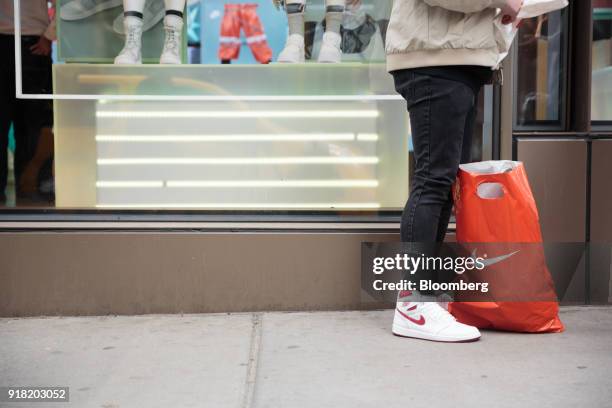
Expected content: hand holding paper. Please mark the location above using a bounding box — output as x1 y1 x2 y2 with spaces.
496 0 569 66
501 0 524 24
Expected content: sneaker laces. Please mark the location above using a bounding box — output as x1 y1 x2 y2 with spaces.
163 26 179 52
421 303 456 324
124 25 141 50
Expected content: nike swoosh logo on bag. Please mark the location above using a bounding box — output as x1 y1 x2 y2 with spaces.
473 250 520 267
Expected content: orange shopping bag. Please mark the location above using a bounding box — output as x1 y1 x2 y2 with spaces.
448 161 564 333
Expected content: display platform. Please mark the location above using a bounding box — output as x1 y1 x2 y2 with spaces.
53 64 409 210
52 63 398 96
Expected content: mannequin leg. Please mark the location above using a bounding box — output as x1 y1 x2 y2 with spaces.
318 0 344 62
123 0 145 13
164 0 185 12
277 0 306 63
324 0 344 34
114 0 145 64
285 0 306 37
160 0 186 64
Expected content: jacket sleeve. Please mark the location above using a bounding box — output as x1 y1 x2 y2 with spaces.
422 0 507 13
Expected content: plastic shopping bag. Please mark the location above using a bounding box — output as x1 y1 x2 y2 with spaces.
496 0 569 65
448 161 564 333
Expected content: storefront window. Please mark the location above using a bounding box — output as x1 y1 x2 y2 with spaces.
3 0 494 213
4 0 406 212
592 1 612 122
514 9 567 127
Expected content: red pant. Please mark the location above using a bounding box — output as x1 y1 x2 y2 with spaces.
218 4 272 64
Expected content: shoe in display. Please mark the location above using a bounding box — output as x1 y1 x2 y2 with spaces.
159 16 183 64
277 33 305 63
317 31 342 63
114 17 143 64
392 301 481 342
113 0 166 34
60 0 123 21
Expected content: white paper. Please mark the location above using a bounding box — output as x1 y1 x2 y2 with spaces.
495 0 569 66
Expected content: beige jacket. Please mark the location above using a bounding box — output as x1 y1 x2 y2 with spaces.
386 0 508 72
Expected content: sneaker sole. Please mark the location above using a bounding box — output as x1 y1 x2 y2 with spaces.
392 324 481 343
60 0 123 21
159 58 181 65
113 59 142 65
276 53 305 64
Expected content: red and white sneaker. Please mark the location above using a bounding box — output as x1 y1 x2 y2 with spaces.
393 301 481 342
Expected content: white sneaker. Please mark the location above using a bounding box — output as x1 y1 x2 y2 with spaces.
113 0 165 34
60 0 122 21
159 16 183 64
392 302 481 342
277 34 305 63
114 17 142 65
317 31 342 63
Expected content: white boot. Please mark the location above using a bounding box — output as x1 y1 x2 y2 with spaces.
317 31 342 63
277 34 305 63
159 15 183 64
393 301 481 342
114 16 143 64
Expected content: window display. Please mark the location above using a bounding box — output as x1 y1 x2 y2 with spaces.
218 3 272 64
114 0 186 64
6 0 403 211
276 0 344 63
58 0 188 63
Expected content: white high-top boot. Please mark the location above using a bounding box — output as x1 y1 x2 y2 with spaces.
159 14 183 64
114 16 143 64
317 31 342 63
277 34 306 63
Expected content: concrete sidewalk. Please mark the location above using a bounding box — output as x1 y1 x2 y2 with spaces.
1 307 611 408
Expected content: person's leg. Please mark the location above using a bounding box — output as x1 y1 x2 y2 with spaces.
435 92 478 242
393 71 477 243
14 35 53 201
391 70 481 342
0 34 16 199
115 0 146 64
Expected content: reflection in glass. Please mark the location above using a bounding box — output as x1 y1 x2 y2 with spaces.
515 10 565 126
592 1 612 122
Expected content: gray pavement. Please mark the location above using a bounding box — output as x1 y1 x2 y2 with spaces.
1 307 611 408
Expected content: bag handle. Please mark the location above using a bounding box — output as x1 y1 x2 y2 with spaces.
471 174 513 201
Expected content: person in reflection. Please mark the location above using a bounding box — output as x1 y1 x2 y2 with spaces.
385 0 523 342
0 0 56 205
115 0 186 64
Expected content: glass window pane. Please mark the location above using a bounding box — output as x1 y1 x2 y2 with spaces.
2 0 495 214
514 10 566 127
592 1 612 122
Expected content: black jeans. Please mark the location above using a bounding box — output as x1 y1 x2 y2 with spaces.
393 70 480 244
0 34 53 197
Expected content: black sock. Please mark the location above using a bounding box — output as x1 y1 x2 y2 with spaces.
124 11 143 19
165 9 184 19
